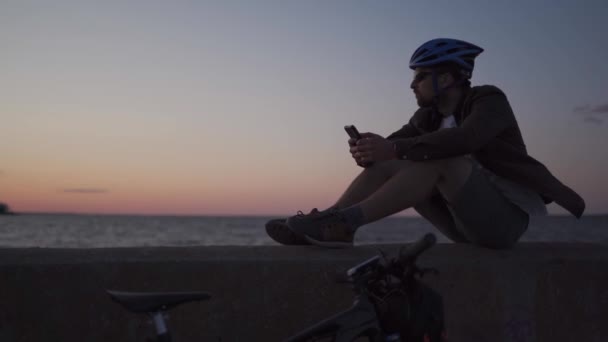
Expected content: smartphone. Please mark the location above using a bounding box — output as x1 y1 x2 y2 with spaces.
344 125 362 140
345 125 372 167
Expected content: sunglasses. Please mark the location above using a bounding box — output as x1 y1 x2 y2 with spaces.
412 71 433 83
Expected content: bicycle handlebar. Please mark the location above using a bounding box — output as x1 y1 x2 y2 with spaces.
344 233 437 286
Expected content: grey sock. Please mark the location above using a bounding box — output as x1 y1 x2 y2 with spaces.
340 205 366 230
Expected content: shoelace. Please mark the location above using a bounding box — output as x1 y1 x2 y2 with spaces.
294 208 348 229
295 208 320 217
292 208 352 241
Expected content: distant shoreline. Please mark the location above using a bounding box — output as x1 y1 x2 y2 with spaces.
7 211 606 218
0 203 15 215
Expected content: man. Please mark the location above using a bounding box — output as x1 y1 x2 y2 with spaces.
266 38 585 249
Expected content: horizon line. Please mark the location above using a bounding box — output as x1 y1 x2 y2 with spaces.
8 211 606 218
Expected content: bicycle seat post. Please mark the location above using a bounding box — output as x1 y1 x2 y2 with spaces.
149 311 172 342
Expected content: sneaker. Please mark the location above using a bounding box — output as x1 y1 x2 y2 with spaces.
286 209 355 249
265 209 320 245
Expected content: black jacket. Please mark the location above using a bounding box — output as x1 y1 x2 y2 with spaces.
388 85 585 218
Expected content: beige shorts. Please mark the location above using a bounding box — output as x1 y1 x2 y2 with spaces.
427 161 529 249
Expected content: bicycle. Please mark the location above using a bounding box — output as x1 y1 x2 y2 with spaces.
285 233 444 342
107 233 443 342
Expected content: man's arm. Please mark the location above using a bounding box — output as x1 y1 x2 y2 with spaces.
386 114 424 141
393 91 515 160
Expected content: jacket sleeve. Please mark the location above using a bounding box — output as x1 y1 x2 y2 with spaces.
393 90 515 161
386 120 421 141
386 107 431 141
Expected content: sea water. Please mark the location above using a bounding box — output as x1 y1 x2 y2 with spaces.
0 214 606 248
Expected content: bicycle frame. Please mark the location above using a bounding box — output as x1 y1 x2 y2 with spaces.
285 294 384 342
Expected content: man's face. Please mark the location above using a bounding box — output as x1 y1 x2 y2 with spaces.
410 67 454 107
410 67 435 107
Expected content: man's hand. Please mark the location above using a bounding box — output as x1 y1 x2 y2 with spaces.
348 137 368 167
349 132 396 166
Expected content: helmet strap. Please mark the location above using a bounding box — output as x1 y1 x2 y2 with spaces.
431 70 441 103
431 71 441 118
432 71 467 101
431 71 468 116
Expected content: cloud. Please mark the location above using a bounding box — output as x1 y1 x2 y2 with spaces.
573 103 608 115
62 188 109 194
590 104 608 114
573 103 608 125
584 116 604 125
573 105 591 113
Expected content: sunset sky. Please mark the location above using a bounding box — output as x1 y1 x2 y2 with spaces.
1 1 607 216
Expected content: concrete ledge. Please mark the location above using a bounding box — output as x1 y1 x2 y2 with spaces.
1 243 607 341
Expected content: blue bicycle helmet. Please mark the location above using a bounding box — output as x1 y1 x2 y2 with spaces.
409 38 483 79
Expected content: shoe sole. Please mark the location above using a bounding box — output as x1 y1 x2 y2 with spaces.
304 235 354 249
265 219 311 245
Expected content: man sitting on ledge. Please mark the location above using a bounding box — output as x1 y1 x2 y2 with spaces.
266 38 585 249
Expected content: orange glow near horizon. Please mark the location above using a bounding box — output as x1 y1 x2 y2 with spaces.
1 165 357 216
2 161 603 216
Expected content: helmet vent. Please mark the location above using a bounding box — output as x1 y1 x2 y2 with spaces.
419 55 436 63
413 48 428 60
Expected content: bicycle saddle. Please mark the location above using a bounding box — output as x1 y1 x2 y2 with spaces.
106 290 211 313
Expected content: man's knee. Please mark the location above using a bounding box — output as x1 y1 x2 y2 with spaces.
435 157 473 175
434 157 474 201
368 157 472 183
364 159 411 179
392 156 471 175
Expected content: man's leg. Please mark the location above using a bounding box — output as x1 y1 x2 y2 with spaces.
357 158 472 223
286 157 473 248
441 165 530 249
330 162 403 210
387 159 528 249
267 161 406 246
414 193 470 243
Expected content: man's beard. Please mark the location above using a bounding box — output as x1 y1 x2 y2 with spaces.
416 95 434 108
